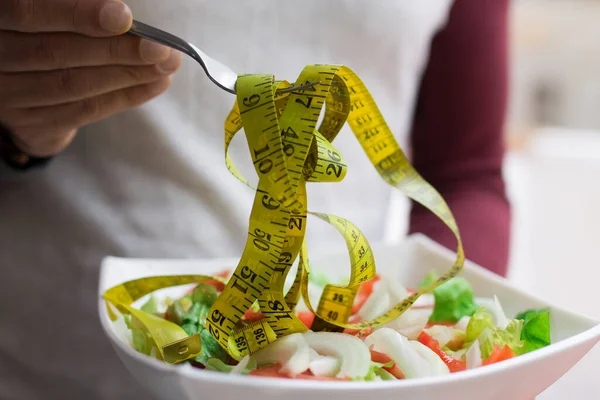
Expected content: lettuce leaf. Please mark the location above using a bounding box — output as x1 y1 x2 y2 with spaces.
515 308 551 353
419 271 438 289
165 295 193 326
205 358 235 373
424 274 479 323
192 283 218 306
478 319 524 359
191 328 230 366
465 307 495 342
374 368 397 381
205 358 257 374
129 315 157 357
464 307 525 358
353 361 395 381
140 295 160 316
308 268 339 288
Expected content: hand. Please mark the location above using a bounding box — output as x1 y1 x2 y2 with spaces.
0 0 183 157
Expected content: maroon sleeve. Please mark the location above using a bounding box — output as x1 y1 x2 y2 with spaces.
407 0 511 277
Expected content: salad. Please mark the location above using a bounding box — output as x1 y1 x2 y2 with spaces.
112 269 552 381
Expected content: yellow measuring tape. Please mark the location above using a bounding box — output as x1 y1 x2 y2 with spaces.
103 64 464 364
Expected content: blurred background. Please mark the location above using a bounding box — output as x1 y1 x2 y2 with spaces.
502 0 600 397
504 0 600 313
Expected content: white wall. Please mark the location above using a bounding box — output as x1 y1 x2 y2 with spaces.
509 0 600 132
505 128 600 399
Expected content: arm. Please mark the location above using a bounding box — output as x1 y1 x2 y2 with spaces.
408 0 511 276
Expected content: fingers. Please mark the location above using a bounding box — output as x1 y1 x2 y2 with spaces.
10 127 78 159
0 0 132 37
6 77 172 157
0 50 182 108
0 31 172 72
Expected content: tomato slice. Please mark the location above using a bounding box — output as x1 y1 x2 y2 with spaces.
243 308 264 322
186 280 226 294
418 331 466 373
351 275 381 315
216 269 232 278
248 364 286 377
297 373 350 381
248 364 348 380
297 311 315 329
370 350 405 379
483 345 515 366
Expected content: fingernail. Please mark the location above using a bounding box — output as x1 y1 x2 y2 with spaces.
156 51 182 74
99 1 132 33
140 40 171 63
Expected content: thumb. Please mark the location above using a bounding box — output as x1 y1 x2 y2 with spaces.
0 0 133 37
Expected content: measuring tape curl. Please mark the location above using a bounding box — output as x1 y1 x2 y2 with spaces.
103 275 226 364
103 64 465 364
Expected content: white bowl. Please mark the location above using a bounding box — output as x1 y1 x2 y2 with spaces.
98 234 600 400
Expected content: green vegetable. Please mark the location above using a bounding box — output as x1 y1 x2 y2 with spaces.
181 322 198 337
353 361 395 381
478 319 524 359
181 302 211 331
192 283 218 306
424 273 479 323
516 308 551 353
419 271 438 289
132 329 152 355
130 316 156 356
166 300 186 326
249 300 261 314
179 303 230 366
464 308 525 358
205 358 258 374
309 269 333 288
374 368 397 381
205 358 234 373
465 307 495 342
140 295 160 316
178 293 229 367
195 329 230 366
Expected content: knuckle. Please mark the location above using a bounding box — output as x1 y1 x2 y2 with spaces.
122 65 146 83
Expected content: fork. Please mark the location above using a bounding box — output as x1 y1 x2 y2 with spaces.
128 20 318 95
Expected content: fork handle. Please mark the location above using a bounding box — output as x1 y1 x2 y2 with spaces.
129 20 200 64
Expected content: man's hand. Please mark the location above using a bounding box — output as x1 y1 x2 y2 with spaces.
0 0 183 157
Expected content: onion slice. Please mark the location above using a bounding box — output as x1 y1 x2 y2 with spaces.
408 341 450 376
303 331 371 379
364 328 431 378
250 333 310 376
465 340 482 369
